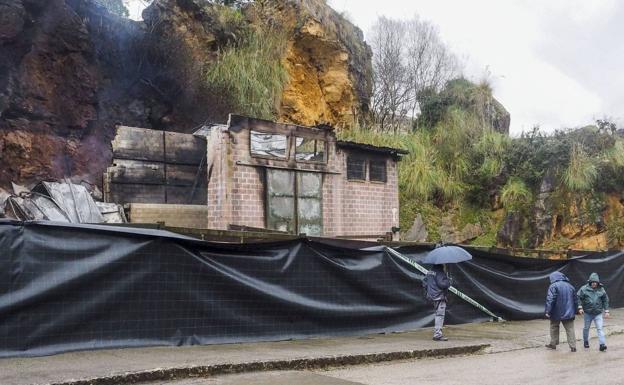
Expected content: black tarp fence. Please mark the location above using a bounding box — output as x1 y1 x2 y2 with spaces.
0 220 622 358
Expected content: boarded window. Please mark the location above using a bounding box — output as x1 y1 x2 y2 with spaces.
296 172 323 236
347 156 366 180
250 131 288 159
369 160 387 182
266 169 323 236
295 137 326 163
266 169 295 233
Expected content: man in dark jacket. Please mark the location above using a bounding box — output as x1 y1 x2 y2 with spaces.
577 272 610 351
545 271 578 351
425 264 451 341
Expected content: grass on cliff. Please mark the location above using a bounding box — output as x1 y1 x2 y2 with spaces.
205 27 288 120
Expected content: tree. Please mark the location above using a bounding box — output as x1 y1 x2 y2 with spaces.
369 15 460 131
404 17 460 121
370 17 412 132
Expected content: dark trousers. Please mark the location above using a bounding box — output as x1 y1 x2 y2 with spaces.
550 319 576 349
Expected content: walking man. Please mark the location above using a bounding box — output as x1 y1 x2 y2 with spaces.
545 271 578 352
425 264 451 341
577 272 610 351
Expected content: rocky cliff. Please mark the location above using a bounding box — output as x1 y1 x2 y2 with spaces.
0 0 372 188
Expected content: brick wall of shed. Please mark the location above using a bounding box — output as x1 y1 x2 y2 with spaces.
228 129 265 228
322 148 399 237
206 128 231 229
206 128 265 229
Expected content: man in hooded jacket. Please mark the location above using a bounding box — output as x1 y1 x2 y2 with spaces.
577 272 610 351
545 271 578 351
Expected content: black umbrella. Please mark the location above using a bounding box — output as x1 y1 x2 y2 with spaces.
423 245 472 264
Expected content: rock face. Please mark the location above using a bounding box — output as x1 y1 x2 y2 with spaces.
1 0 102 186
497 212 522 247
0 0 372 189
490 98 511 135
439 216 483 244
530 169 557 247
404 214 428 242
276 0 372 128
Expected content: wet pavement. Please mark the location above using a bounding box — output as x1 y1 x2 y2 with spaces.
138 334 624 385
323 333 624 385
2 309 623 385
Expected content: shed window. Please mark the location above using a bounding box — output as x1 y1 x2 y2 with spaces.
250 131 288 159
369 160 387 182
347 156 366 180
295 137 326 163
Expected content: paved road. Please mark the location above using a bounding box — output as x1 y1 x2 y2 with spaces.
6 311 624 384
325 334 624 385
155 334 624 385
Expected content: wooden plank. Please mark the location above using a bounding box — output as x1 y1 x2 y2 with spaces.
108 183 165 203
166 164 207 187
112 126 164 162
165 132 206 164
164 226 300 242
107 160 165 185
107 162 206 187
166 185 207 205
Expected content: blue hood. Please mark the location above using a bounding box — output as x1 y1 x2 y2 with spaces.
549 271 569 284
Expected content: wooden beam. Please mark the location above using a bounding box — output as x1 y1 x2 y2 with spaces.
112 126 164 162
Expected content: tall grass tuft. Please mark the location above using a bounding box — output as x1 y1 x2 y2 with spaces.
205 27 288 120
400 132 442 199
500 178 532 212
563 143 598 192
473 130 510 178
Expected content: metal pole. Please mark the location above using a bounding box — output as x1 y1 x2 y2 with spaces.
385 246 504 322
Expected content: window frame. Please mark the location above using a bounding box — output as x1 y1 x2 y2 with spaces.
346 155 367 181
294 136 327 164
369 159 387 183
249 130 290 160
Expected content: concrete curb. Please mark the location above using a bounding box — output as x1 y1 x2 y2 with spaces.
47 344 489 385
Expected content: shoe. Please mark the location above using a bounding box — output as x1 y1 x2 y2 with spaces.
600 344 607 352
545 344 556 350
583 341 589 349
570 347 577 352
433 336 448 341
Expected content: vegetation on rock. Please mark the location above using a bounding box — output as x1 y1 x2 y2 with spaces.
338 75 624 249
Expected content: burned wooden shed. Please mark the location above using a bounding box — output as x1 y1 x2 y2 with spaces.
200 115 406 239
104 115 406 238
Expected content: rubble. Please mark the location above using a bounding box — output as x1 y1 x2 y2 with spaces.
1 180 126 224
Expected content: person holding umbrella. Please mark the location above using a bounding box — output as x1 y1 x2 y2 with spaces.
424 264 452 341
423 245 472 341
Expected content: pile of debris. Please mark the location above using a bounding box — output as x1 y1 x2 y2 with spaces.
0 180 126 224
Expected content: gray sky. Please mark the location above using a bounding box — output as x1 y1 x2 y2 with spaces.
126 0 623 135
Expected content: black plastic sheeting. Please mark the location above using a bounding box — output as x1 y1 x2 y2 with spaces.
0 220 622 358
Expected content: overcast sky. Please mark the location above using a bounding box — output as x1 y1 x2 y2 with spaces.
126 0 623 135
